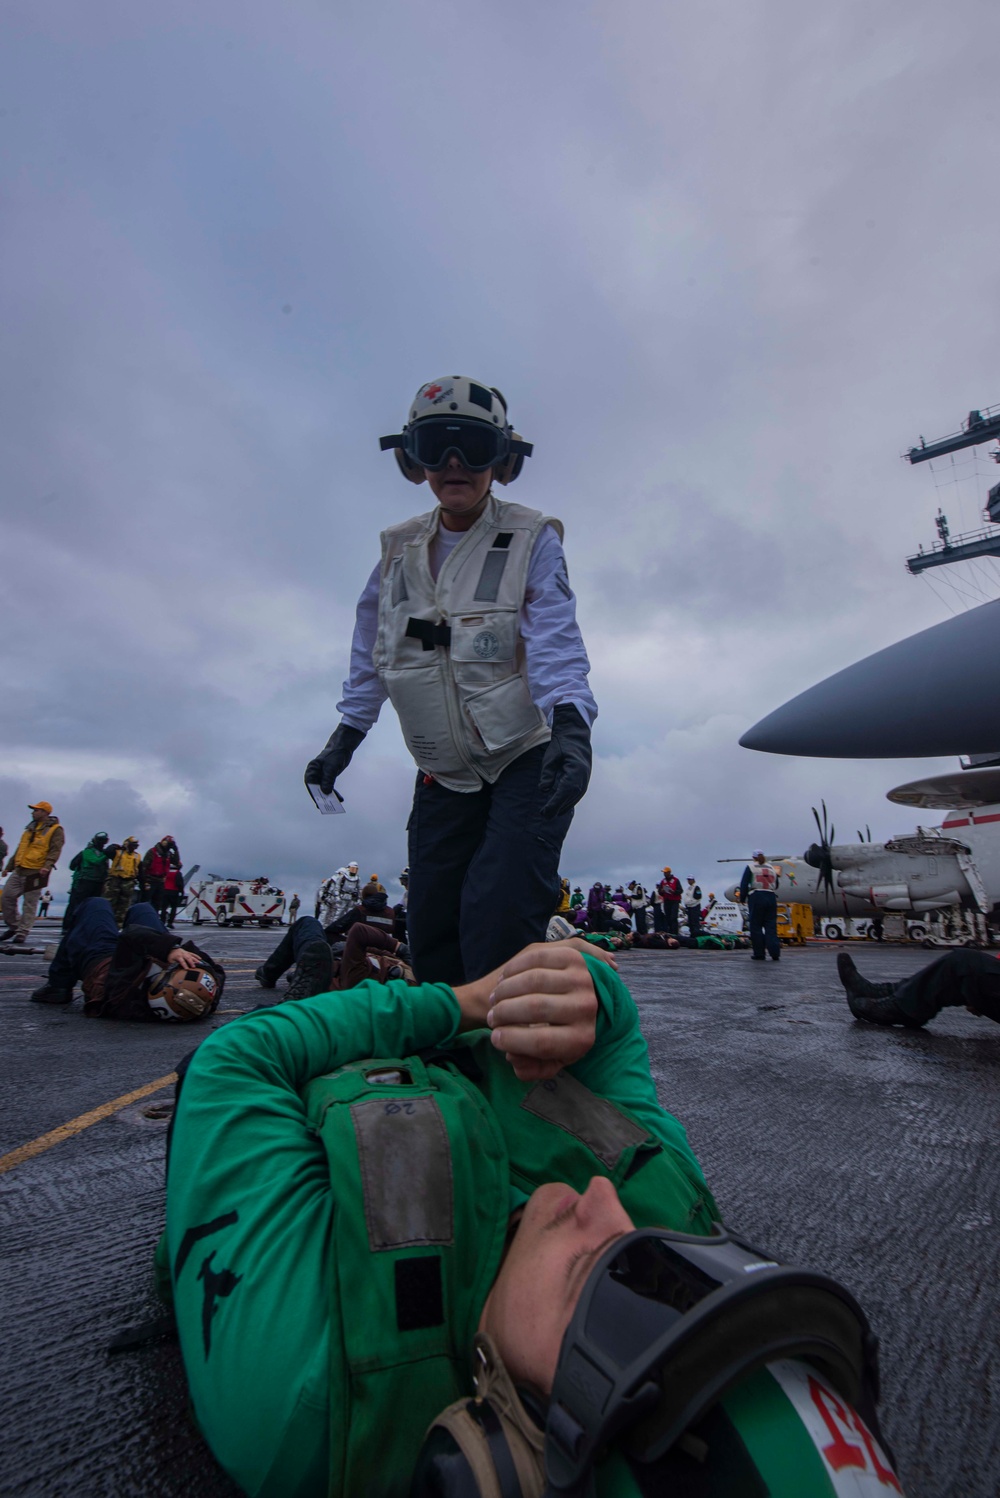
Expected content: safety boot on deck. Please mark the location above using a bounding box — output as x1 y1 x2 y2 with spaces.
285 941 334 1002
30 984 74 1005
836 952 920 1027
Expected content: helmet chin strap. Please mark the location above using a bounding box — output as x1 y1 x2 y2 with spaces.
412 1332 547 1498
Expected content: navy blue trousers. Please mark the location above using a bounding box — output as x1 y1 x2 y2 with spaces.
260 916 328 980
748 891 781 959
48 898 168 990
406 745 574 986
894 949 1000 1024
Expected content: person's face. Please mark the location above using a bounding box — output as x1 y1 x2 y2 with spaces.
478 1176 633 1396
425 455 492 525
30 808 45 824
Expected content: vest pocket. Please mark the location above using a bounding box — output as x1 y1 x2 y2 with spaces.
381 667 468 773
461 674 543 752
450 615 516 664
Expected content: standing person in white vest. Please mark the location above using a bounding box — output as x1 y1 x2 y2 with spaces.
305 376 597 985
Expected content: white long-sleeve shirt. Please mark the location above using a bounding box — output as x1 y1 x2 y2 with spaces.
336 521 598 733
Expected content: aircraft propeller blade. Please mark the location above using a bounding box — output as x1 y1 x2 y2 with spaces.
806 802 837 899
739 596 1000 757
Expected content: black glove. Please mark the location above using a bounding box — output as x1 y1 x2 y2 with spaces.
538 703 592 819
305 724 367 796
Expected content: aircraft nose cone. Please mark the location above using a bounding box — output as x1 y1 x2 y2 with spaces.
739 596 1000 757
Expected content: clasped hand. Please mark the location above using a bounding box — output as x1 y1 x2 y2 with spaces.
459 940 613 1083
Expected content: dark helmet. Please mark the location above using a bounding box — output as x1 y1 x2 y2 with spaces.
412 1227 903 1497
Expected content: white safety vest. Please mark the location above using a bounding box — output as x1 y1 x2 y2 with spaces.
373 493 562 791
749 863 779 894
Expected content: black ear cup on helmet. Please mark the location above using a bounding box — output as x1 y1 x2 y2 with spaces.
492 433 528 486
394 447 428 485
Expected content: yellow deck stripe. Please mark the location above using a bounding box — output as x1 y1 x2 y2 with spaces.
0 1071 177 1176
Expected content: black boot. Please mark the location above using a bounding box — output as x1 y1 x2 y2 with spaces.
31 984 74 1005
836 953 919 1026
836 952 898 999
254 957 284 988
255 929 297 988
285 941 334 1002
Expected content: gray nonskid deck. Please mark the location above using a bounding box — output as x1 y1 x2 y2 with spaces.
2 926 997 1495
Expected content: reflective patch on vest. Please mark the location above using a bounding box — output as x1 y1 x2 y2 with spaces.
473 550 509 602
351 1096 454 1249
390 554 409 606
520 1074 648 1169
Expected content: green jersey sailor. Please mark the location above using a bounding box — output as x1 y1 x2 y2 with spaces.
304 376 597 987
160 942 903 1496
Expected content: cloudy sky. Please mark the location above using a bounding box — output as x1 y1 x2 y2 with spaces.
3 0 999 906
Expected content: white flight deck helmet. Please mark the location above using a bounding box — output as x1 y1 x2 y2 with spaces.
380 376 533 486
147 963 220 1022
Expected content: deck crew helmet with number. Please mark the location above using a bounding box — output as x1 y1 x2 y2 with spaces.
380 376 533 486
147 962 221 1022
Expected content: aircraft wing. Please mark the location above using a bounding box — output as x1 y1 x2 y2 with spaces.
740 598 1000 757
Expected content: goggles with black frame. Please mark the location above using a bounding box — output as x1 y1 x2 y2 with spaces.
381 418 533 474
411 1223 895 1498
545 1225 884 1494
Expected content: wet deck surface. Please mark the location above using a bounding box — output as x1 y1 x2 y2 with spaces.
3 924 999 1496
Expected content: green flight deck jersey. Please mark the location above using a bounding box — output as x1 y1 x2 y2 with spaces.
160 957 718 1497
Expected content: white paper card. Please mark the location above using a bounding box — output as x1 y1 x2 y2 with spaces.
307 784 346 815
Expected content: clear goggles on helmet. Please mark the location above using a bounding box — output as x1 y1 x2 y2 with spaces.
380 418 533 474
544 1225 884 1494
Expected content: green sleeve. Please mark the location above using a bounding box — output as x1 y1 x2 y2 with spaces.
567 956 712 1192
164 980 462 1498
177 976 461 1104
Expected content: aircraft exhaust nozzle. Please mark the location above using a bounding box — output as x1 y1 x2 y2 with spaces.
911 891 963 912
867 884 910 908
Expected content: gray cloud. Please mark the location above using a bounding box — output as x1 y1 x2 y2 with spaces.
0 0 994 906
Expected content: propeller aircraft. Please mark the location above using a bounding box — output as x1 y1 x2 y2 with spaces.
719 790 999 936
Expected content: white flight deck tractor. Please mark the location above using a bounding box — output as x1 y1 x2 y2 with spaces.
185 876 287 928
